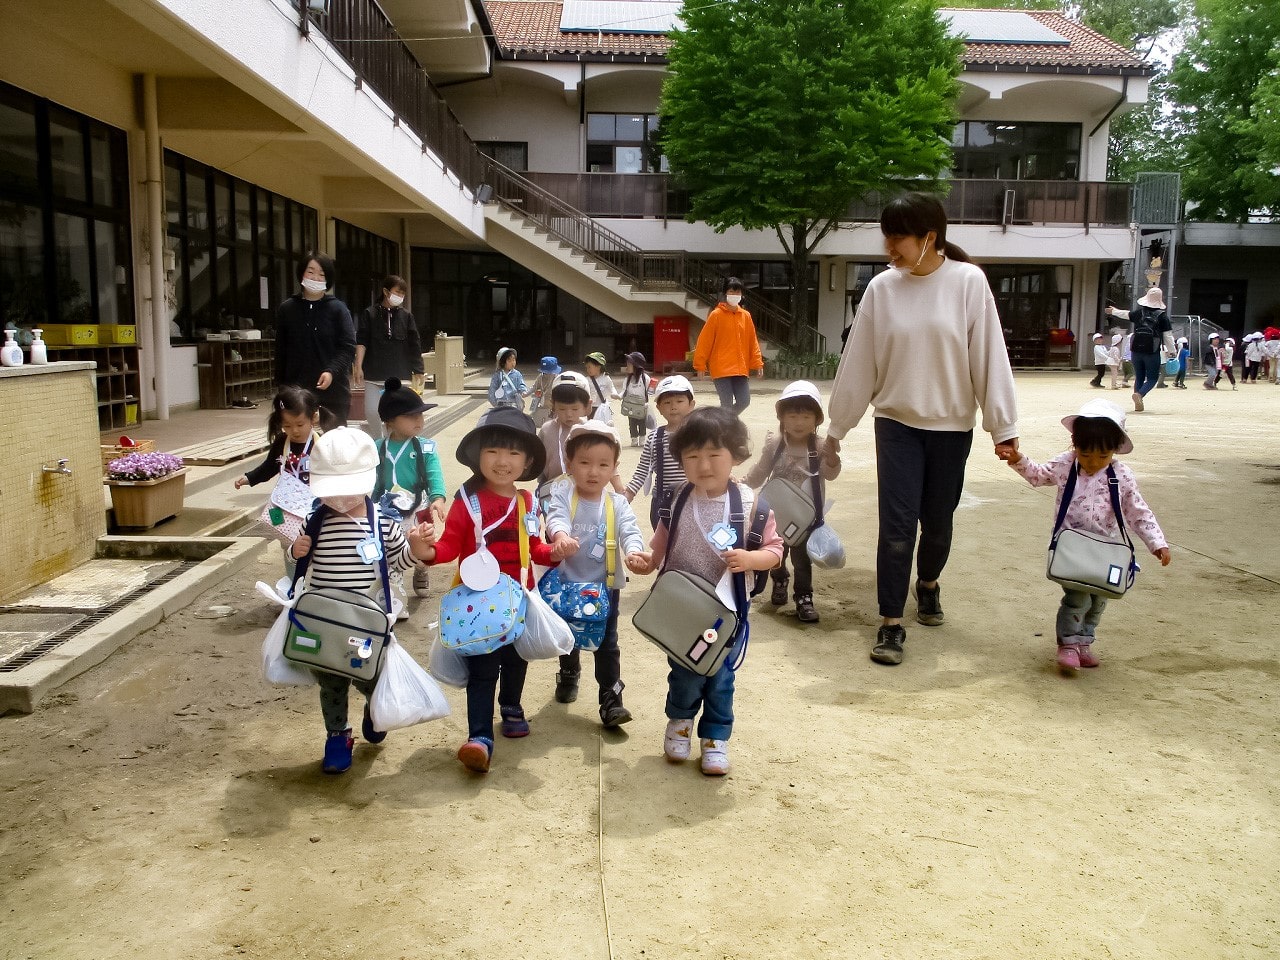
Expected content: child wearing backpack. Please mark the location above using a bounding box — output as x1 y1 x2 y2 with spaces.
619 352 654 446
632 408 784 776
624 374 696 530
542 422 649 724
287 427 436 774
583 351 619 423
742 381 842 623
488 347 528 410
528 356 562 426
415 407 554 773
371 379 446 605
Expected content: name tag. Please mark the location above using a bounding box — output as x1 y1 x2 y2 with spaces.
357 537 383 564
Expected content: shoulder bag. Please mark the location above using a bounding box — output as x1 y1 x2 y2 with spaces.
1046 462 1138 599
759 436 824 547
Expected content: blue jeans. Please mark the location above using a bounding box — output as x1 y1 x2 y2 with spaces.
1056 589 1107 644
1131 352 1161 397
713 376 751 415
666 657 735 741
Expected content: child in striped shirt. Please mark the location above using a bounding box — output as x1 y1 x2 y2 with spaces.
624 374 696 529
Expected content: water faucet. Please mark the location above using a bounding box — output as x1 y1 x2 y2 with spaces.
43 458 72 476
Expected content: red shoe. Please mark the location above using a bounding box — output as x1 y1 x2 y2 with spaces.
1077 643 1100 668
457 738 493 773
1056 644 1081 670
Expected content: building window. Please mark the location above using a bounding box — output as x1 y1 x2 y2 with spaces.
0 81 133 331
952 121 1081 180
333 219 399 313
983 263 1074 365
163 151 318 342
586 113 666 173
703 259 819 321
477 141 528 172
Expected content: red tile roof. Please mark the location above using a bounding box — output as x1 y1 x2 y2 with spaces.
481 2 1150 71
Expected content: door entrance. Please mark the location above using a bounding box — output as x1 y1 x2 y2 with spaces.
1188 279 1248 340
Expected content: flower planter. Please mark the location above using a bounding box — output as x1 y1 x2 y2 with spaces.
106 468 188 530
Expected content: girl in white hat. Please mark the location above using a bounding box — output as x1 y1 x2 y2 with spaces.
998 400 1171 671
1089 333 1108 388
1107 335 1123 390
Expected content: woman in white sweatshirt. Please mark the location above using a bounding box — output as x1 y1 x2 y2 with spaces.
824 193 1019 666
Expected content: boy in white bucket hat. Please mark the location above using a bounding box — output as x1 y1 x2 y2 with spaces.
998 399 1171 672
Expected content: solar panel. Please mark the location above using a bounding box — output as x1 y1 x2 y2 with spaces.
560 0 683 35
941 10 1069 45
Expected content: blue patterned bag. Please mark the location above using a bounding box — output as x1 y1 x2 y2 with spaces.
538 567 610 651
439 574 528 655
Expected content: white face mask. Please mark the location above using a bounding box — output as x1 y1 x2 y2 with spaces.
321 495 365 513
301 278 328 294
725 294 742 307
387 293 405 308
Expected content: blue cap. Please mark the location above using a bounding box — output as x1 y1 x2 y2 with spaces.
539 356 562 375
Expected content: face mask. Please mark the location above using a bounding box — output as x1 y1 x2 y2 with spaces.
725 294 742 307
301 278 328 294
892 238 933 274
321 495 365 513
387 293 405 308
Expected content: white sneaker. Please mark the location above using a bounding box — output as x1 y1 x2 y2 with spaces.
700 739 730 776
664 719 692 762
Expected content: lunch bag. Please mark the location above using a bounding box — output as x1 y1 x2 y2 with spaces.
537 492 617 650
1046 462 1138 600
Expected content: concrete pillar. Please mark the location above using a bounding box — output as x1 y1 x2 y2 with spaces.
142 73 169 420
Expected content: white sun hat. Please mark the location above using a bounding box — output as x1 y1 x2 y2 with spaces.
1061 399 1133 455
308 426 379 497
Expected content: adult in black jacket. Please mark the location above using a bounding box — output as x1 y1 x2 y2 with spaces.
1105 285 1174 413
275 254 356 425
353 274 424 437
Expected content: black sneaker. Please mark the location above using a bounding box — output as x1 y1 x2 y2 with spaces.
913 580 944 625
554 670 580 704
770 578 790 606
599 689 633 727
795 594 819 623
870 625 906 665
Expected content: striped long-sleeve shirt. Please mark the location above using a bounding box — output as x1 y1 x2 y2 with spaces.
305 512 417 592
624 426 685 498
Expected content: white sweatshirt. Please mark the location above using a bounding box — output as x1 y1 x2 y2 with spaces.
827 258 1019 443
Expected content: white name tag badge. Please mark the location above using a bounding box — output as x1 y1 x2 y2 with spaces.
421 439 436 455
460 548 501 590
524 512 539 537
707 522 738 551
589 542 606 561
357 537 383 564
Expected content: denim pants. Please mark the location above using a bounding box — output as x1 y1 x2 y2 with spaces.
713 376 751 415
558 589 623 700
771 531 813 598
318 672 376 733
666 656 735 741
1056 589 1107 644
464 643 529 743
1131 351 1161 397
874 417 973 618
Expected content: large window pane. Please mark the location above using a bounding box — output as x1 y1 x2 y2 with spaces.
0 202 45 326
214 243 234 328
165 155 182 227
615 115 644 142
47 110 86 202
186 166 208 231
213 175 232 240
270 195 286 253
587 114 614 140
187 237 212 334
0 100 39 195
53 213 93 322
94 219 129 326
89 128 119 208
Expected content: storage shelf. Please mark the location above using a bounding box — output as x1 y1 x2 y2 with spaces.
198 339 276 409
47 344 141 430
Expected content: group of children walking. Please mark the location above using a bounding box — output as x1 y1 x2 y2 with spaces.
245 358 1171 782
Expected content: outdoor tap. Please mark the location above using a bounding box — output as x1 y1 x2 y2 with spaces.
42 458 72 476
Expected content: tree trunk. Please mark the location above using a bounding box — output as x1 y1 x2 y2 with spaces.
787 222 813 351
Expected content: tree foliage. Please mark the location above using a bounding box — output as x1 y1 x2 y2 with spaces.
659 0 962 340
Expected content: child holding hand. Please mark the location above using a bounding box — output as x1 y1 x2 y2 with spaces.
624 374 696 529
999 399 1171 671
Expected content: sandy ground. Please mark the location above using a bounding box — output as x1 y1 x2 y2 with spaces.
1 372 1277 960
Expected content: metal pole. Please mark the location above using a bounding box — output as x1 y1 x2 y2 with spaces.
142 73 169 421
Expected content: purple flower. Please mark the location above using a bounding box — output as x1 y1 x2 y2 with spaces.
107 452 184 481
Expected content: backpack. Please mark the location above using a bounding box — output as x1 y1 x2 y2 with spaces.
372 436 435 517
1130 306 1163 355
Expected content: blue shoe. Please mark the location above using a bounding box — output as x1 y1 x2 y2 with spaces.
361 704 387 744
322 729 354 774
500 705 529 738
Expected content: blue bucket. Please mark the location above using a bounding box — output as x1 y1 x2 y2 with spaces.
1164 357 1179 375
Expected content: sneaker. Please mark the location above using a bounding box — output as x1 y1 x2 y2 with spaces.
700 739 730 776
795 594 819 623
1133 392 1144 412
499 705 530 738
913 580 944 625
554 669 580 704
322 729 354 774
1076 643 1100 668
361 704 387 744
457 737 493 773
599 688 633 728
1056 643 1082 670
664 719 693 762
412 565 430 597
770 578 790 606
870 624 906 665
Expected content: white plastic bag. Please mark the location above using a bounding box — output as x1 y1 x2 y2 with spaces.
369 638 451 732
513 588 574 659
806 523 846 569
261 606 317 686
428 633 469 688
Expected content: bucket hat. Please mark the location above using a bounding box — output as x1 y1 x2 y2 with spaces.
1137 287 1166 310
309 427 380 497
538 356 562 375
585 351 608 367
377 377 437 422
775 380 824 424
1061 399 1133 455
456 406 545 482
654 374 694 400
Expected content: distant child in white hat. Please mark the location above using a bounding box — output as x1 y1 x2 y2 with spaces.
1107 335 1123 390
624 374 696 529
1204 333 1222 390
742 381 842 623
1243 333 1263 383
1089 333 1108 388
998 400 1171 671
1174 336 1190 388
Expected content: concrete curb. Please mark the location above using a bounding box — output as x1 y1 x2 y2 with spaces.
0 537 268 715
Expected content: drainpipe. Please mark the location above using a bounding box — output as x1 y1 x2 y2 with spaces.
142 73 169 421
1088 76 1129 140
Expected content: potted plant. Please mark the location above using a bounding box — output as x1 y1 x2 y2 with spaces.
104 451 187 530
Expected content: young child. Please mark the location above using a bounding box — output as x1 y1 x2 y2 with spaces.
371 378 446 604
1175 336 1190 388
416 407 553 773
624 374 695 529
583 351 619 423
999 399 1171 671
488 347 528 410
1107 335 1123 389
538 372 622 499
635 407 784 776
620 351 653 447
1204 332 1221 389
543 422 649 724
1243 333 1262 383
1221 337 1238 390
528 356 562 426
1089 333 1108 388
288 427 435 774
742 381 842 623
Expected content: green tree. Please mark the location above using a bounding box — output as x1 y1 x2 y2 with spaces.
659 0 962 343
1236 40 1280 211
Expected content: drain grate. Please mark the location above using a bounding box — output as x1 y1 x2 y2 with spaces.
0 560 199 673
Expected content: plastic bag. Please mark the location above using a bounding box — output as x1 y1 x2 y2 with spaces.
513 588 574 660
261 605 317 686
369 638 451 732
806 523 846 570
428 633 469 688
